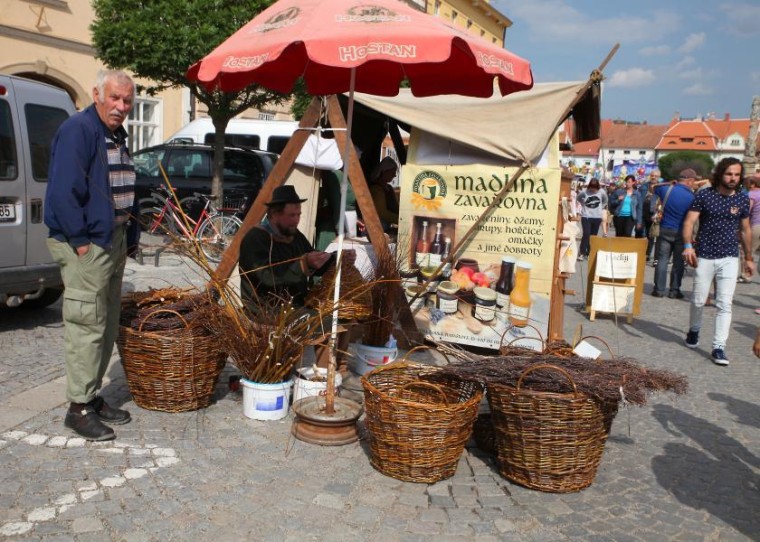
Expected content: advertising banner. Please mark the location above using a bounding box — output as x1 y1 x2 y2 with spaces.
398 164 561 350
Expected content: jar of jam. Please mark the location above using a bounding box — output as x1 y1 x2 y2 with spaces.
472 287 497 322
436 281 459 314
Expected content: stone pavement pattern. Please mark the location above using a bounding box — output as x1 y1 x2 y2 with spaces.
0 252 758 541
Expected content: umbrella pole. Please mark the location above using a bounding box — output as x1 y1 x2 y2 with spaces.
326 68 357 415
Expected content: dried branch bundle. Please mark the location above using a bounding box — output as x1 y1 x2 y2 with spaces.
362 244 401 347
120 288 216 331
436 354 688 406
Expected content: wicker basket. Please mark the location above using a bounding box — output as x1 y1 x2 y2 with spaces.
487 364 616 493
362 360 483 483
117 309 227 413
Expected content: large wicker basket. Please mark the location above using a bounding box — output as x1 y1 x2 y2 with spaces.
117 309 226 413
361 361 483 483
487 364 617 493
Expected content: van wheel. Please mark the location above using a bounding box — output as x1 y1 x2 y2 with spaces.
18 288 63 309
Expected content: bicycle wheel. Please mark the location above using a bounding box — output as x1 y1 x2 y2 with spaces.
197 214 242 262
139 203 176 235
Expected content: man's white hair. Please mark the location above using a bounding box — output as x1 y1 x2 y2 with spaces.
95 69 135 103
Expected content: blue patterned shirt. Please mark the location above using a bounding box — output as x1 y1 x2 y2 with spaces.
691 187 749 259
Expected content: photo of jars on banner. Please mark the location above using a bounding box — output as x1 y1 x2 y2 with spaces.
398 164 561 350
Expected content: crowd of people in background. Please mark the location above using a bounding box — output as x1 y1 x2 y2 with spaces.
571 159 760 366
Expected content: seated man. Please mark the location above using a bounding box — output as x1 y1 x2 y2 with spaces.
239 185 352 310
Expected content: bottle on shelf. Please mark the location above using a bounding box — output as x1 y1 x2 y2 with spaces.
415 220 430 268
429 222 444 267
494 256 516 311
441 237 452 279
508 261 532 327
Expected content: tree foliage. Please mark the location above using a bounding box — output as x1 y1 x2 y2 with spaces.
90 0 289 198
657 151 715 181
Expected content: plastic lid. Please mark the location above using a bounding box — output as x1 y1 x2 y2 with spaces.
473 287 497 301
437 281 459 295
501 256 516 264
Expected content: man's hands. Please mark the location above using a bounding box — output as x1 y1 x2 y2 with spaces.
305 251 333 271
76 244 90 257
682 247 698 268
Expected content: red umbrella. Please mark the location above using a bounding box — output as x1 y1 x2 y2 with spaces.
187 0 533 98
187 0 532 418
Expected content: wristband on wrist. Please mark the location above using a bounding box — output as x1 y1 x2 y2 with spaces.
683 243 693 249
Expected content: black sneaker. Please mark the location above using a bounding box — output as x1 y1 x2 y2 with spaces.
90 396 131 425
685 330 699 349
651 290 664 298
711 349 730 366
64 406 116 441
673 290 685 299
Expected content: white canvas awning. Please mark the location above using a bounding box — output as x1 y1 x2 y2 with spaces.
350 81 599 164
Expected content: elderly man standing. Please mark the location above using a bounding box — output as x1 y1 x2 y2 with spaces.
45 70 140 440
682 158 754 366
651 169 696 298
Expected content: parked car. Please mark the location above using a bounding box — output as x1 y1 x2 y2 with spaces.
0 73 76 309
166 117 298 155
132 142 278 226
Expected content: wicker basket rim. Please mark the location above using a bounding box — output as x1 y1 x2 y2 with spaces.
362 361 482 410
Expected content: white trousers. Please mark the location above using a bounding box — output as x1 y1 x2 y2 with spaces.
688 256 739 350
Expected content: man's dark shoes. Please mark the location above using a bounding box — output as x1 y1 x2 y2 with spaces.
684 330 699 349
91 396 131 425
64 406 115 441
668 290 685 299
711 349 730 366
651 290 664 298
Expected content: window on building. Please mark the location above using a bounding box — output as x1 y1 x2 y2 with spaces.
730 138 741 146
434 0 440 15
451 10 457 21
480 30 485 37
624 150 630 155
466 19 472 29
127 96 161 153
608 150 615 154
639 150 646 155
681 138 693 143
492 37 497 44
258 112 275 121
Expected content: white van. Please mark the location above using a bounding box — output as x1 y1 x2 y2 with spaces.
0 74 76 308
166 117 299 155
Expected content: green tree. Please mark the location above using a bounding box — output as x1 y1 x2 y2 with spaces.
90 0 288 201
657 151 715 181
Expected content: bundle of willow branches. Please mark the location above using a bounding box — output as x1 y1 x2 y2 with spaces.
436 354 687 406
120 287 215 331
362 245 401 347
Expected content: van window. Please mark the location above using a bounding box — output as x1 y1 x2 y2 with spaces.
204 132 261 149
0 100 18 180
267 135 290 154
223 150 263 183
25 104 70 181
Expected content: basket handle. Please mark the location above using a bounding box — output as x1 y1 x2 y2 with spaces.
400 345 452 366
516 363 578 396
138 309 189 332
397 381 450 405
576 335 615 359
499 322 545 351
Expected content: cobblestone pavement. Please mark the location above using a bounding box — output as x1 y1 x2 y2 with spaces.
0 249 758 541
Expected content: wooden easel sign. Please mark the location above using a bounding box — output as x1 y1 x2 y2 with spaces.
585 237 647 323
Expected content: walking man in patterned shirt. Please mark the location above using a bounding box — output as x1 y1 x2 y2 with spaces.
45 70 140 440
682 157 754 366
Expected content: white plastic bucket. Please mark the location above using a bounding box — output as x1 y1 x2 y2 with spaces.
241 378 293 421
293 368 343 403
352 342 398 376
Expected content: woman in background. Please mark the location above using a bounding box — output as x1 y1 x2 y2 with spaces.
577 178 608 260
609 175 642 237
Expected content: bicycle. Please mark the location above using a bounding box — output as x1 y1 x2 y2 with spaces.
140 185 244 263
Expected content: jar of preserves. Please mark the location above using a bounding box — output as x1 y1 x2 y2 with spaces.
436 281 459 314
472 287 497 322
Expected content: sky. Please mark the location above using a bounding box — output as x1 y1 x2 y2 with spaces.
492 0 760 125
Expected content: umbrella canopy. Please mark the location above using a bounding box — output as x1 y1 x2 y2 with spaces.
187 0 533 98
